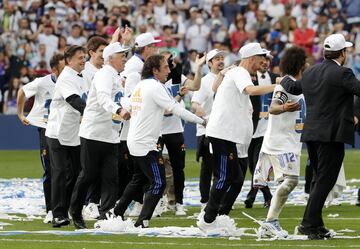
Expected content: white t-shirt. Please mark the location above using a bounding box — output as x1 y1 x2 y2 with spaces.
45 66 88 146
261 82 305 155
253 71 273 138
79 65 124 144
82 61 99 91
127 78 203 156
191 72 216 137
120 54 144 141
206 66 254 144
22 74 56 128
161 75 188 135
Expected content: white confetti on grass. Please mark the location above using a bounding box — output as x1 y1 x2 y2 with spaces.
0 178 359 218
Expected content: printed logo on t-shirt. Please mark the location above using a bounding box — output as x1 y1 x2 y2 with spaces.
295 99 305 134
113 91 123 124
43 99 52 123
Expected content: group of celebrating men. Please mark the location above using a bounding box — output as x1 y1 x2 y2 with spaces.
16 26 360 240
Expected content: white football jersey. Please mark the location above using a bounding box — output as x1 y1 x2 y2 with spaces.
253 71 273 138
82 61 99 90
161 75 188 135
22 74 56 128
261 81 305 155
191 72 216 137
206 66 254 144
45 66 88 146
79 65 123 144
119 54 144 141
127 78 203 156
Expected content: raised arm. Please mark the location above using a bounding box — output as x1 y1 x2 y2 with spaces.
184 53 206 91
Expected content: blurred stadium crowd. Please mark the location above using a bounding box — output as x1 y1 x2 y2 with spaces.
0 0 360 114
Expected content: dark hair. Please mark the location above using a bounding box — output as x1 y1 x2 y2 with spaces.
87 36 108 56
134 46 145 55
7 77 20 101
279 46 307 77
324 48 345 60
64 45 86 64
50 53 65 69
141 54 165 79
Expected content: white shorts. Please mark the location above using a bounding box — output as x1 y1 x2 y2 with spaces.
253 152 300 187
236 143 249 158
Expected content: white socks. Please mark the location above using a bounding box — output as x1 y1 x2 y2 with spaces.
266 176 298 221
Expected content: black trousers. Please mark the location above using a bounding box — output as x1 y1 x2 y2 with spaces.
304 158 313 194
301 141 344 228
47 137 80 218
204 137 244 223
84 141 144 204
246 136 272 202
38 128 51 212
70 138 119 217
196 135 214 204
160 133 186 204
114 150 166 225
118 141 144 202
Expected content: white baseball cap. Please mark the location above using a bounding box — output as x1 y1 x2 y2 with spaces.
135 32 161 47
206 49 227 64
239 43 269 59
323 34 353 51
103 42 130 62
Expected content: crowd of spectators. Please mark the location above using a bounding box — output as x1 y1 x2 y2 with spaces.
0 0 360 114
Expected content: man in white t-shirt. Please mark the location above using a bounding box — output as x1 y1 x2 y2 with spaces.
253 46 307 239
245 54 276 209
16 54 65 224
80 36 109 219
111 54 205 228
197 43 276 232
81 28 133 219
119 32 161 215
45 45 87 228
191 49 226 210
69 42 131 229
82 36 108 91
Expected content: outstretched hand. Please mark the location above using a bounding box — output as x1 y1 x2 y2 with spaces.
195 52 207 68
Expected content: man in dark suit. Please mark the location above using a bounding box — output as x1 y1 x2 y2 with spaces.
354 96 360 207
281 34 360 239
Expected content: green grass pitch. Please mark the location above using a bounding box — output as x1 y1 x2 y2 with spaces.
0 149 359 249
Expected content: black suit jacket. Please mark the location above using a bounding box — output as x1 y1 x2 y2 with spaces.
281 59 360 145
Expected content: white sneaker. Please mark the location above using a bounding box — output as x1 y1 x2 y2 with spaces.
197 215 237 235
175 203 186 216
43 211 53 224
197 216 218 233
259 220 288 238
128 202 143 217
153 197 167 217
200 203 207 212
83 203 100 219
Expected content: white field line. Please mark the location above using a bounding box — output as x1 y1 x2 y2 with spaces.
0 238 359 248
156 217 360 221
